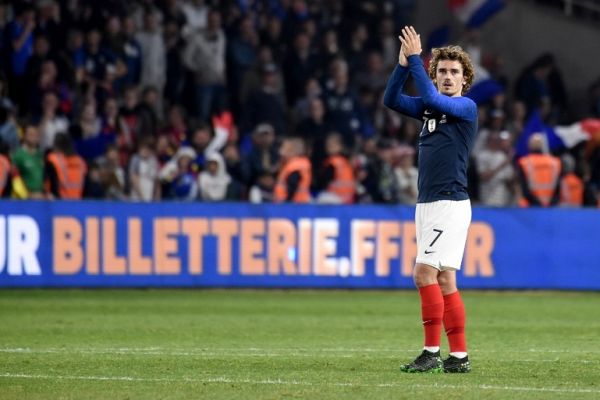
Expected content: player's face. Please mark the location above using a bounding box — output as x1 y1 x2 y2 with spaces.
435 60 465 97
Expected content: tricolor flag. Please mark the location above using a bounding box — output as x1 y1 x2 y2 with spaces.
448 0 506 28
515 111 600 158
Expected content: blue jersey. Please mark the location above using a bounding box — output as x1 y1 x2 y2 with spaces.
383 55 478 203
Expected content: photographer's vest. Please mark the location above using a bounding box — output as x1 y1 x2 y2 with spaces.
274 156 311 203
324 155 355 204
518 153 561 207
559 173 584 206
46 152 87 199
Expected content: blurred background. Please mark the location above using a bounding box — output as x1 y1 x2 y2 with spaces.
0 0 599 207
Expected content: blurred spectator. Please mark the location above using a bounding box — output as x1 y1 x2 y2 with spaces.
162 104 189 146
163 18 185 106
260 15 285 63
38 91 69 152
135 11 166 104
57 29 85 87
129 139 160 202
242 123 279 186
118 16 143 89
240 45 280 107
344 22 370 75
221 142 245 199
82 28 117 99
393 145 418 204
559 154 584 207
517 133 561 207
139 86 160 134
100 97 119 138
354 50 388 93
181 0 209 38
241 62 286 137
35 0 63 46
226 15 259 114
182 8 226 121
11 124 44 199
0 106 19 152
45 133 87 199
31 60 73 119
363 138 400 204
159 145 198 200
161 0 187 28
378 17 398 72
98 144 127 201
185 121 227 169
292 77 322 123
475 130 515 207
24 34 53 102
273 136 311 203
8 4 36 111
83 162 106 199
155 133 175 167
198 152 231 201
283 31 318 106
318 29 342 73
322 58 372 149
296 97 332 172
0 139 11 197
515 53 568 122
248 172 275 203
314 132 355 204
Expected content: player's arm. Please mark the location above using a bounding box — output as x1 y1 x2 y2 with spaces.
382 39 424 119
382 65 424 119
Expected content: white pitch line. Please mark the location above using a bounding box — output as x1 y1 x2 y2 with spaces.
1 347 600 362
0 372 599 395
2 346 600 354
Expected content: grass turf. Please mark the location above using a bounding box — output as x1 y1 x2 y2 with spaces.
0 289 599 399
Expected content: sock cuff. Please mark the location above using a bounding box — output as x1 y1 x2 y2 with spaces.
443 290 462 303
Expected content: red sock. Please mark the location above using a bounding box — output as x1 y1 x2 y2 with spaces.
443 291 467 353
418 284 444 348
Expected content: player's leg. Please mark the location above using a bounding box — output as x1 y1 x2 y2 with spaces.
438 270 470 373
400 263 444 373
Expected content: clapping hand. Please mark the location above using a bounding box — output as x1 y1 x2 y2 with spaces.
399 26 422 58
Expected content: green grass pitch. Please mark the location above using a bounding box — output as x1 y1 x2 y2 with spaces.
1 289 599 399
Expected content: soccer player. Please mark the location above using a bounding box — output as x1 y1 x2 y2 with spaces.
383 26 477 373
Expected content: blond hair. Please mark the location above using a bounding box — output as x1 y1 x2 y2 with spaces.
428 46 475 94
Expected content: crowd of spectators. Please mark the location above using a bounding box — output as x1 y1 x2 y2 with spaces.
0 0 599 207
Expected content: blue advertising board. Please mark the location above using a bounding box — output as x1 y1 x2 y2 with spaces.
0 201 598 289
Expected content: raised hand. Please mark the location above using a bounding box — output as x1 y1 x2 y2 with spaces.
398 42 408 67
399 26 422 57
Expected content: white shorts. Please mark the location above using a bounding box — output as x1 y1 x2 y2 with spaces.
415 199 471 271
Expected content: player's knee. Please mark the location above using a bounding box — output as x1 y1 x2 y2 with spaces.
437 274 457 294
413 264 438 288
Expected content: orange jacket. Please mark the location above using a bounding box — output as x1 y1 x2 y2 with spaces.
560 173 584 206
324 155 355 204
0 154 10 195
46 152 87 199
518 153 561 207
274 156 311 203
